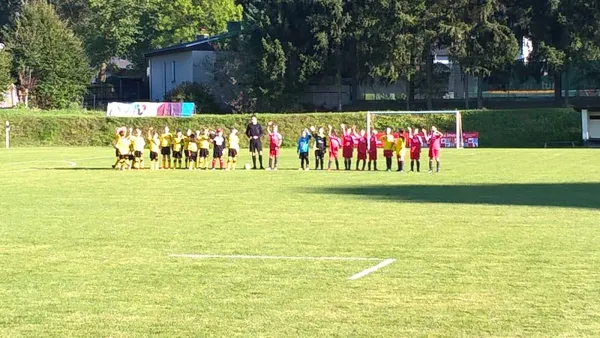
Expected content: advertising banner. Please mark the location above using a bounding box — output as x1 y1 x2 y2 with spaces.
372 131 479 148
106 102 195 117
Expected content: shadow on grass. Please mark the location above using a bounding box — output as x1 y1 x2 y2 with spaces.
308 183 600 209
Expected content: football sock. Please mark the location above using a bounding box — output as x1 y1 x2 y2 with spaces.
300 159 304 169
220 159 224 169
259 155 264 169
410 160 414 171
436 160 440 172
374 161 378 171
305 158 309 168
348 159 352 170
397 160 402 171
416 160 420 172
362 160 366 171
328 160 332 170
335 159 339 170
386 158 392 170
356 161 360 170
274 157 279 168
368 161 371 171
319 158 324 170
400 160 404 171
252 155 257 168
212 159 216 169
269 158 273 169
185 157 189 168
429 159 433 171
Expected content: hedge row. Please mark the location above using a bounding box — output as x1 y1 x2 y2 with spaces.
0 108 581 148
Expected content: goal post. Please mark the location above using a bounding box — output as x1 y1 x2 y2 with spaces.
366 110 463 150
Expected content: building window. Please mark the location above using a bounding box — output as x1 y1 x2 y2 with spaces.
172 61 176 83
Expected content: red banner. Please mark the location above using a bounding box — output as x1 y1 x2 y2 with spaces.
371 132 479 148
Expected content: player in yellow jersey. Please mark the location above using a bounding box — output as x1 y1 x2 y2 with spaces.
159 126 173 169
197 128 211 169
127 127 135 168
113 129 131 171
395 129 406 172
183 129 192 169
187 133 199 170
380 127 395 172
112 126 126 169
172 129 185 169
227 128 240 170
148 128 160 170
129 128 145 169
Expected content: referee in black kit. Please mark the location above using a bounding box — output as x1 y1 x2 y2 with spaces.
245 114 265 169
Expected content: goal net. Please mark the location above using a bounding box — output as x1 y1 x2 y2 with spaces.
366 110 464 150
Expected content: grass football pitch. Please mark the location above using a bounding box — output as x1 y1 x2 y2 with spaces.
0 147 599 337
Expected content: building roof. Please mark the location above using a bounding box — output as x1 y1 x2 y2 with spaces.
144 34 226 57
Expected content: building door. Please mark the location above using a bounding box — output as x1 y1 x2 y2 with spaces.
589 115 600 139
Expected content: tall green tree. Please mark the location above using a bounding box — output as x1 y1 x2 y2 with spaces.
4 0 92 109
0 49 13 91
448 0 519 108
507 0 600 105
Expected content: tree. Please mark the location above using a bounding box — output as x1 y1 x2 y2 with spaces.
507 0 600 106
448 0 519 108
4 0 92 109
0 49 13 91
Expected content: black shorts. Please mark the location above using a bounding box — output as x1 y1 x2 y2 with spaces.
134 151 143 158
315 149 325 158
119 154 129 160
161 147 171 156
299 152 309 159
250 139 262 152
128 154 135 161
199 149 209 158
228 149 238 158
213 147 224 158
150 151 158 161
189 152 197 162
173 150 182 159
185 150 191 158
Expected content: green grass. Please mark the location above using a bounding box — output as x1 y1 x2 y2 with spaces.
0 147 599 337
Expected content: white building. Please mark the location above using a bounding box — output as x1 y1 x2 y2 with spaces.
145 35 218 102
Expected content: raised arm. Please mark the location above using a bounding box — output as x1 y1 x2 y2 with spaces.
328 125 333 137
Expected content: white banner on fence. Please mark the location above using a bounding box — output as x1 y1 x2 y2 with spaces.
106 102 161 117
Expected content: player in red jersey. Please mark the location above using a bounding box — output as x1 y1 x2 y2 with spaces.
356 129 368 170
368 128 378 171
341 124 358 170
266 122 283 170
327 125 341 170
407 127 423 172
423 126 443 173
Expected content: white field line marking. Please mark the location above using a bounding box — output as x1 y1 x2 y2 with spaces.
169 254 396 280
348 258 396 280
169 254 384 261
1 156 114 173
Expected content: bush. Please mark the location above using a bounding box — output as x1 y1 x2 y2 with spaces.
0 108 581 148
164 82 220 113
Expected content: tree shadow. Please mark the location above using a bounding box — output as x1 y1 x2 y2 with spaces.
308 183 600 209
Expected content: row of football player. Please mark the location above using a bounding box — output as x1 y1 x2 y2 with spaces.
112 124 444 172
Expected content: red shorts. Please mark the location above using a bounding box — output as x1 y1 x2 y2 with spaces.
343 147 353 159
330 149 339 158
410 148 421 160
429 148 440 159
357 152 367 160
368 150 377 160
270 147 280 157
383 150 393 158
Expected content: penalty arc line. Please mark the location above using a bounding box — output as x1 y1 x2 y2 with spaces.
169 254 396 280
